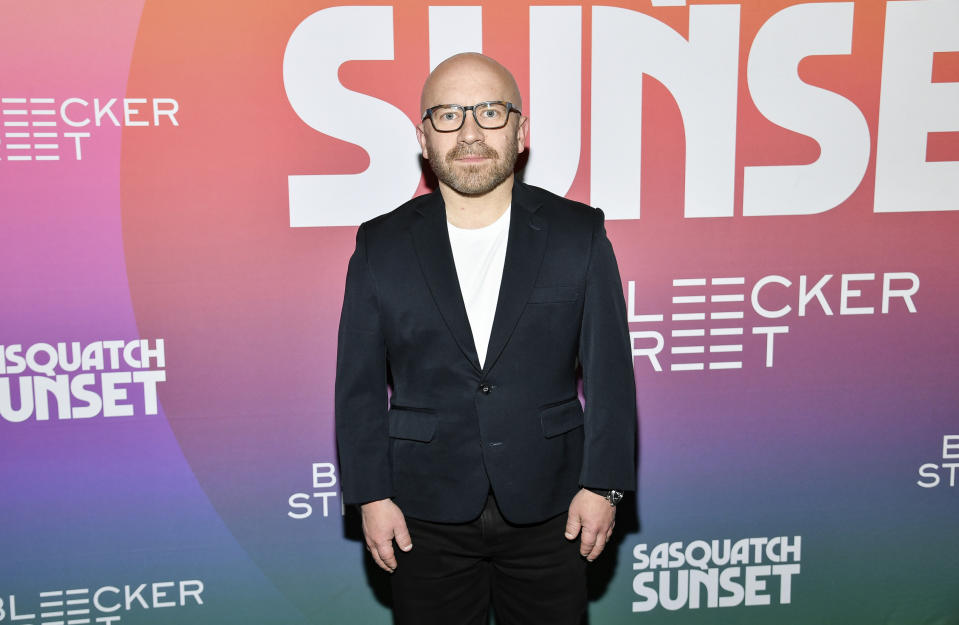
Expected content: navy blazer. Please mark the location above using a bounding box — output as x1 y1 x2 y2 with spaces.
335 181 636 524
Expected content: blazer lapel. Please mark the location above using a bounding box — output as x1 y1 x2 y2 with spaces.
483 183 548 375
409 192 482 373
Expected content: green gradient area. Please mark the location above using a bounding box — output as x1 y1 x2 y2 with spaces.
589 514 959 625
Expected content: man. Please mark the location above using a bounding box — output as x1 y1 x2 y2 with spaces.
335 53 636 625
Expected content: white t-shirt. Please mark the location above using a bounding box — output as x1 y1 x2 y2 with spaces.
447 206 511 368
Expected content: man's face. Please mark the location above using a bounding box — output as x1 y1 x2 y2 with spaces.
416 59 527 196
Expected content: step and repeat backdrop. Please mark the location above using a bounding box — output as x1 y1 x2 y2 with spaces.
2 1 957 623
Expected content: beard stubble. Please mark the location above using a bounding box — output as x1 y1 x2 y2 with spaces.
426 137 518 196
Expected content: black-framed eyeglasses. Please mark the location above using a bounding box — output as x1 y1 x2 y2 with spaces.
422 101 521 132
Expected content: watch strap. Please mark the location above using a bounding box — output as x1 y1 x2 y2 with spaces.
585 487 624 507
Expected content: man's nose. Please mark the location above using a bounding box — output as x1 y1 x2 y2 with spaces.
457 111 485 143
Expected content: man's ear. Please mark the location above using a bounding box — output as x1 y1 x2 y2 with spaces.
415 123 429 159
515 115 529 154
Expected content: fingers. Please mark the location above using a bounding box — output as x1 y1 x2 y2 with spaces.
579 521 614 561
394 518 413 553
366 540 392 572
579 525 598 558
586 527 608 562
564 514 582 540
375 539 398 571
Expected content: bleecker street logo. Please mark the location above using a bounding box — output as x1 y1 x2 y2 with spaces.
0 340 166 423
917 435 959 488
628 271 919 372
0 97 178 162
0 579 204 624
288 462 344 519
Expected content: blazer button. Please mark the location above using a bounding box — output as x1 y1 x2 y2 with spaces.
480 384 491 394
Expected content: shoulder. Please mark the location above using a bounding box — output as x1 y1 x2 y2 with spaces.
358 191 437 242
515 182 603 233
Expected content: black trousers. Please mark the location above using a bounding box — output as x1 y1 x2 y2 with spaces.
390 494 587 625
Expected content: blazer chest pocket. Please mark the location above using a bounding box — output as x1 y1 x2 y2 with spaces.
388 408 438 442
539 397 584 438
527 285 580 304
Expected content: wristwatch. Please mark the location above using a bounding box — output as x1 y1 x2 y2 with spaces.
586 487 624 507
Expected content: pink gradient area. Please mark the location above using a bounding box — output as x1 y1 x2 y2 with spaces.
0 1 145 333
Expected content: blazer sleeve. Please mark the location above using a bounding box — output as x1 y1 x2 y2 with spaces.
335 223 391 505
578 208 638 491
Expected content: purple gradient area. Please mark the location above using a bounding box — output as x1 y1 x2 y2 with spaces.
607 209 959 541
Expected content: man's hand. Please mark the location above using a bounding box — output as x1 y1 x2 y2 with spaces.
564 489 616 562
360 498 412 572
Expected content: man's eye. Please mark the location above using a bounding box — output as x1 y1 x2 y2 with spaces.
481 108 500 118
441 111 459 121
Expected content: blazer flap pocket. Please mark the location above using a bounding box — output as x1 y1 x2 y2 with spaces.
540 398 584 438
388 409 438 442
528 285 580 304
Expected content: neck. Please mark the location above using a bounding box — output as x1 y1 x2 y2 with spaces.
440 174 514 229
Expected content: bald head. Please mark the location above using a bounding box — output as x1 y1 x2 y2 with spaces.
420 53 523 114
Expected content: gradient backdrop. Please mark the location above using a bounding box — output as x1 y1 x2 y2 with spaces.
1 1 957 624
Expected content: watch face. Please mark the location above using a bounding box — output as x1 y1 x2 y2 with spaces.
609 490 624 505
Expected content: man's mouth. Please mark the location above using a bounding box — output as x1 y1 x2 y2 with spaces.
447 145 499 164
